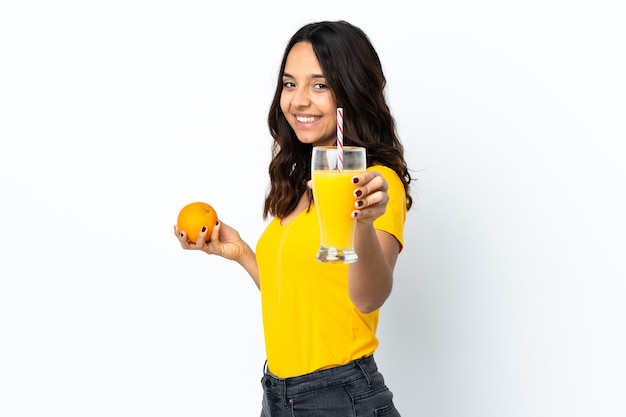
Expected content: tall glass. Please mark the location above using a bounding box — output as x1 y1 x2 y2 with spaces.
311 146 366 263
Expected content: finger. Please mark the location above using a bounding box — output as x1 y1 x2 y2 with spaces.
353 170 382 184
355 189 388 209
352 206 386 222
195 225 209 248
206 221 221 253
175 226 191 248
210 220 221 242
366 173 388 191
354 175 387 200
352 194 389 221
351 172 372 186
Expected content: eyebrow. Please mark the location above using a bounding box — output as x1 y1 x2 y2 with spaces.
283 72 326 79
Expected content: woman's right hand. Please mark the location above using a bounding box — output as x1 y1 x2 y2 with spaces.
174 220 249 262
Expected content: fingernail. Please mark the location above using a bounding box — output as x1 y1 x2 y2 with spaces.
201 226 207 232
351 211 358 218
355 190 362 197
215 221 219 226
180 232 184 237
357 200 364 207
352 177 360 184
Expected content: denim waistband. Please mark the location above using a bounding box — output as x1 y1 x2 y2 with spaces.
262 355 377 398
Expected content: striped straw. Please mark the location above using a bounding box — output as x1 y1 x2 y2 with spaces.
337 107 344 171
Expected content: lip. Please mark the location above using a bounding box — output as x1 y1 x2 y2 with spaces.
293 114 321 128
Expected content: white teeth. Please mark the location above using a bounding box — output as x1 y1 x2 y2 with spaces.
296 116 317 123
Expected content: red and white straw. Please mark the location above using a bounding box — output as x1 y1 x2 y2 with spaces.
336 107 344 171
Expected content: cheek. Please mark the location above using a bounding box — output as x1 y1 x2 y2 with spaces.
279 95 290 116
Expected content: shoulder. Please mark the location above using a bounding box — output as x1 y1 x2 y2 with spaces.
367 164 407 250
367 164 400 179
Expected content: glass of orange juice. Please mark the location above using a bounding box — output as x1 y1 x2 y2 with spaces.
311 146 366 263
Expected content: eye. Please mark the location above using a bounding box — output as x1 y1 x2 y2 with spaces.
313 82 328 90
283 81 296 88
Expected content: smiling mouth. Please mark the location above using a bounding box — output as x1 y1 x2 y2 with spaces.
296 116 320 123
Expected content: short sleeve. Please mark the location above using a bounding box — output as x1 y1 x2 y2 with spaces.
368 165 407 252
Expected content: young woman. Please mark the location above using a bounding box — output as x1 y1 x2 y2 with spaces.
175 20 412 416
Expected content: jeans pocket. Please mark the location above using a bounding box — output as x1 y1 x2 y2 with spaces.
375 400 401 416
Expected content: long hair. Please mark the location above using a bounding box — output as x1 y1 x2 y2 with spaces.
264 20 413 219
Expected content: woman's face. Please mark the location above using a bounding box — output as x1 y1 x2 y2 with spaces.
280 42 338 147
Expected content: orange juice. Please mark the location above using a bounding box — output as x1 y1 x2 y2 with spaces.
312 169 362 259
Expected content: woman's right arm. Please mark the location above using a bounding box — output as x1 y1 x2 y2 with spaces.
174 221 260 289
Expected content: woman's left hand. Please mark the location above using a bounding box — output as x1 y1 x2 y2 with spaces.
350 171 388 224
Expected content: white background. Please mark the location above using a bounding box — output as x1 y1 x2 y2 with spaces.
1 1 624 416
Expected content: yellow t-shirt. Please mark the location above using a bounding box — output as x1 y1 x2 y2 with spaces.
255 165 406 378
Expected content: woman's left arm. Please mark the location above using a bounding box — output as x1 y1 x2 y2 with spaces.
349 171 401 313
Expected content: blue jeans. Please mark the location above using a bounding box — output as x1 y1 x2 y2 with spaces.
260 355 401 416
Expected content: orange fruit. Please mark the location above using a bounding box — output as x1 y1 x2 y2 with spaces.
176 202 218 243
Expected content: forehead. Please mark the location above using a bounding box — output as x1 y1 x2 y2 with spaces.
284 42 323 75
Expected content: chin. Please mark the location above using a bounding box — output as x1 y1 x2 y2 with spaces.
296 136 320 145
297 136 335 147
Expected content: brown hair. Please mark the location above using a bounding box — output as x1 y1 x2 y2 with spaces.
264 20 413 219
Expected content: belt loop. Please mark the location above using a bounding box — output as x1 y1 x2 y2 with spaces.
356 357 372 387
263 360 268 375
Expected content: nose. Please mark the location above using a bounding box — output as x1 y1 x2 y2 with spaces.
291 86 311 108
